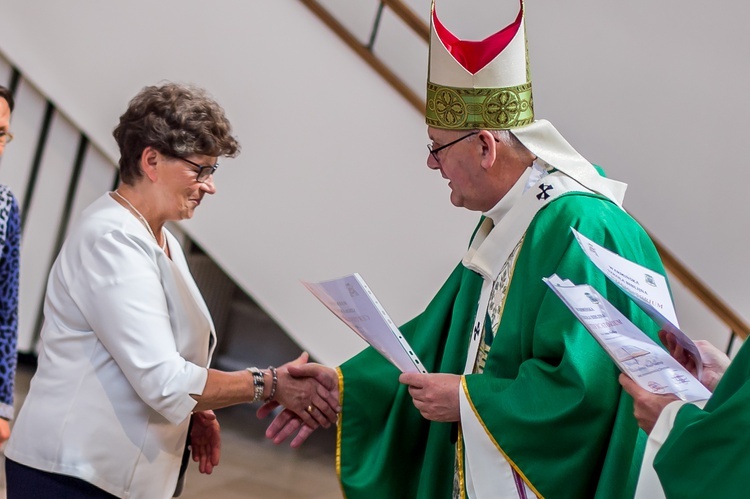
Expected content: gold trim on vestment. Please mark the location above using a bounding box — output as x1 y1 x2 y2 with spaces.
460 376 544 498
455 419 466 499
335 367 347 498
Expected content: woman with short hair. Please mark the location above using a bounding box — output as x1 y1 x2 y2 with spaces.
4 82 338 499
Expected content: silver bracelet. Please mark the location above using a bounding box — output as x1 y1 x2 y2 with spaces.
247 367 264 402
266 366 278 401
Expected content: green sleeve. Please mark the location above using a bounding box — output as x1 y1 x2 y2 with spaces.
338 263 482 498
654 340 750 498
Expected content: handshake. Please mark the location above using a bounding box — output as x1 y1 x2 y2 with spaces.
255 352 463 448
256 352 340 448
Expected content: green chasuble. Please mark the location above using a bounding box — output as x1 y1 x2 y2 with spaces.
653 339 750 497
338 192 665 499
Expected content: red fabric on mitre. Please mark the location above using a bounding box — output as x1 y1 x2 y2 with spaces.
432 0 524 75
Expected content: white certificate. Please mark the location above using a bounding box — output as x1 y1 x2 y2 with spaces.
302 273 427 374
544 274 710 402
571 227 703 379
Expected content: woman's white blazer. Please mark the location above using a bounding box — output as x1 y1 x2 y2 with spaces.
6 193 216 499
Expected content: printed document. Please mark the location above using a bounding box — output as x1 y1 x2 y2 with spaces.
571 228 703 379
544 274 710 402
302 273 427 373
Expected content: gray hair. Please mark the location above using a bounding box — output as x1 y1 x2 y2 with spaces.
113 82 240 185
488 129 516 146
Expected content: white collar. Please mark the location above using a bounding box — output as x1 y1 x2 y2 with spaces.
510 120 627 206
482 163 545 226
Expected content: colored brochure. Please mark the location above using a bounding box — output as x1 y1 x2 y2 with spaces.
571 227 703 380
544 274 710 402
302 273 427 374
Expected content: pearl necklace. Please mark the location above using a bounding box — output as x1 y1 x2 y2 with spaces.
113 190 167 251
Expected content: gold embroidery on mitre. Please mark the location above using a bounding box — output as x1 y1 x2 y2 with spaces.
429 86 468 128
426 82 534 130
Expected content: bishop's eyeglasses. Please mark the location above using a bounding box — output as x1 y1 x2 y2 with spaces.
427 131 478 164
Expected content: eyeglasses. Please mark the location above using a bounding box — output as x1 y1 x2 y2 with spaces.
0 130 14 145
427 131 478 164
179 157 219 183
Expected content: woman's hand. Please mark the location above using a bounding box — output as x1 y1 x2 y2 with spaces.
273 353 339 429
258 359 339 447
190 410 221 474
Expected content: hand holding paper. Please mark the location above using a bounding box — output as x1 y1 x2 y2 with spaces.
571 228 703 380
659 331 730 392
544 275 711 402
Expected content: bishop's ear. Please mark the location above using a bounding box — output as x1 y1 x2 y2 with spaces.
477 130 498 170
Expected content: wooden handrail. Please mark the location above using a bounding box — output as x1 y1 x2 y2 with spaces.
381 0 429 42
649 233 750 340
299 0 750 343
298 0 423 113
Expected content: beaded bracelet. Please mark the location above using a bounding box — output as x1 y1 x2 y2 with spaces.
266 366 278 401
247 367 264 402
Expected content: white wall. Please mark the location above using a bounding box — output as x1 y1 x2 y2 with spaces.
1 0 748 362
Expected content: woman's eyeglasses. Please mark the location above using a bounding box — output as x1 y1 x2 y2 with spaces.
179 157 219 183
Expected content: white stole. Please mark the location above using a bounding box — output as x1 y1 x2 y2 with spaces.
634 399 707 499
459 170 603 499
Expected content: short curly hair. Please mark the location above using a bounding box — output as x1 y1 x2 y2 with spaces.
113 82 240 185
0 85 14 112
